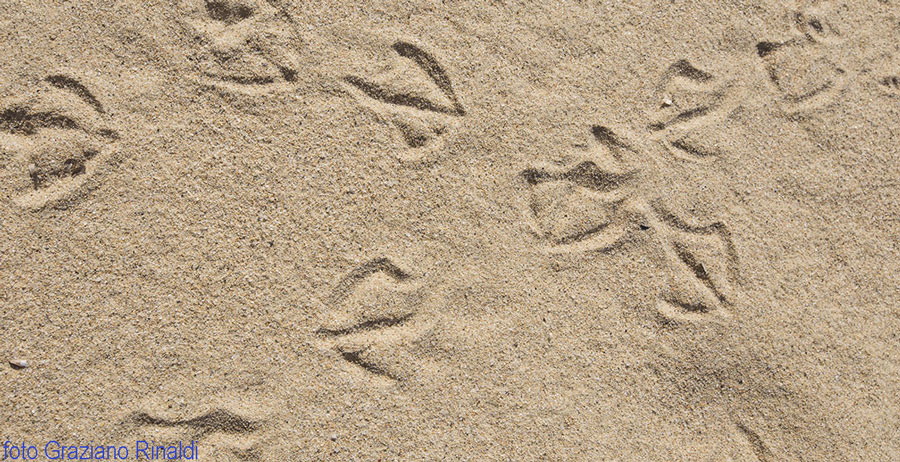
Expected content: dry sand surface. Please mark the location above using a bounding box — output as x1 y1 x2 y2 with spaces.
1 0 899 460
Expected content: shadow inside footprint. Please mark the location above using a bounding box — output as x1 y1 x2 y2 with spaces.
127 408 259 439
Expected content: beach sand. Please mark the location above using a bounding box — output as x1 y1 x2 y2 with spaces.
2 0 899 460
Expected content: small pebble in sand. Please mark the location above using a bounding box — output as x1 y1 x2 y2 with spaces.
661 96 673 107
9 359 29 369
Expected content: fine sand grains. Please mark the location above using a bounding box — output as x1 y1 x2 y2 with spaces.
1 0 899 460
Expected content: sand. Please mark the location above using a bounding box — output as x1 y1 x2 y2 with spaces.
1 0 899 460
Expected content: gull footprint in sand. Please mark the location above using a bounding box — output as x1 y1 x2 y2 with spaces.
0 75 120 210
124 407 264 461
755 7 849 113
316 258 431 383
648 202 741 323
178 0 303 95
648 59 741 164
520 127 641 254
343 41 466 162
521 125 741 323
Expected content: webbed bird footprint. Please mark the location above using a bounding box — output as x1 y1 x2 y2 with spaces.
521 127 641 254
177 0 303 95
122 399 268 461
343 41 465 163
756 8 848 113
519 117 745 325
0 75 119 210
648 204 741 324
317 258 430 383
649 59 740 163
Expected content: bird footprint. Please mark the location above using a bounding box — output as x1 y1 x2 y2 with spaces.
520 129 640 254
648 59 741 164
755 7 849 113
521 124 741 324
316 258 434 383
0 74 119 210
343 41 466 163
121 391 271 462
177 0 303 95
